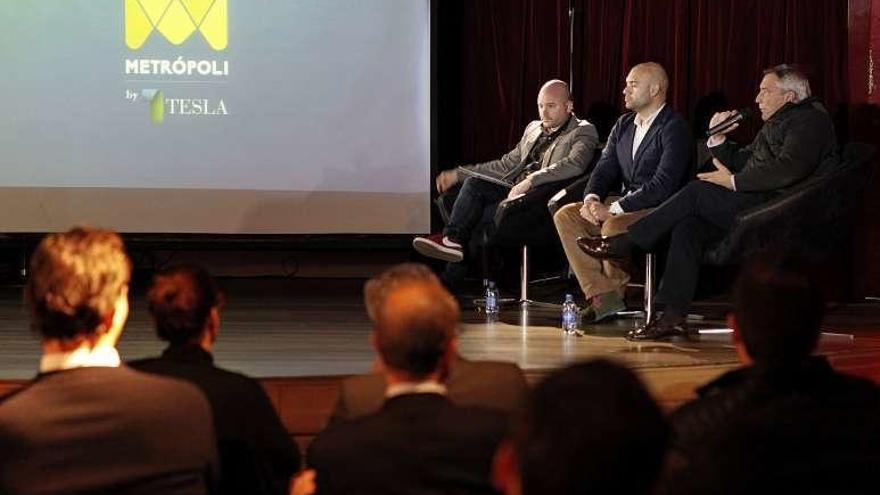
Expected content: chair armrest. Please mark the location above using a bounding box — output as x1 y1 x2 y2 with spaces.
704 144 876 264
547 175 590 215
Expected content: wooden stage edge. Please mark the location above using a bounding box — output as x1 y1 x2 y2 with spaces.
0 276 879 448
2 331 879 451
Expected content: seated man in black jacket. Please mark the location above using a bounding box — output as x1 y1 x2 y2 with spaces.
667 259 880 494
130 265 301 495
579 64 838 339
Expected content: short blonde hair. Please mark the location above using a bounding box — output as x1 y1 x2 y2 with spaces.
27 227 131 339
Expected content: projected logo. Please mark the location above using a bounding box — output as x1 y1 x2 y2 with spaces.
125 0 228 50
129 89 228 124
139 89 165 124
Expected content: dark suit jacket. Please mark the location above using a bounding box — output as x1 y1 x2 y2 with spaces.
130 345 301 495
309 393 507 495
0 365 217 495
710 97 837 194
669 357 880 495
586 105 693 212
329 357 528 424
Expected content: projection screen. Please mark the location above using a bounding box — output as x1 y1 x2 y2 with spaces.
0 1 431 234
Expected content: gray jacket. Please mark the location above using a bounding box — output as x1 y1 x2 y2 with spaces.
461 115 599 187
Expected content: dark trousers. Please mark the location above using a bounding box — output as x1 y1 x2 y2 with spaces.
628 181 773 314
443 178 508 246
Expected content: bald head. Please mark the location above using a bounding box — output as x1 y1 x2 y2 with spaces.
539 79 571 101
624 63 668 113
374 281 459 379
537 79 574 129
363 263 440 322
632 62 668 94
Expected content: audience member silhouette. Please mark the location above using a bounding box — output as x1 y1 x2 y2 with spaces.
330 262 528 423
130 264 301 495
493 359 669 495
0 227 217 494
309 281 507 495
667 259 880 494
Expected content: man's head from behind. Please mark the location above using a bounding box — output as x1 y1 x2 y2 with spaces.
363 262 440 322
496 359 668 495
731 258 823 366
27 227 131 344
372 280 459 382
623 62 669 112
537 79 574 130
147 264 224 348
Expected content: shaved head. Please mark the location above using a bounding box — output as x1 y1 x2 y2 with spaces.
374 281 459 379
539 79 571 101
631 62 668 95
537 79 574 129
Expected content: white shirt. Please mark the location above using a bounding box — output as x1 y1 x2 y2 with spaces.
39 345 121 373
632 104 665 159
586 104 666 215
385 381 448 399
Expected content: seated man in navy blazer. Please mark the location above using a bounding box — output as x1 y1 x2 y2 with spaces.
579 65 838 340
554 62 692 323
309 280 507 495
0 227 217 494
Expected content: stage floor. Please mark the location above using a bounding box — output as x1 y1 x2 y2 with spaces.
2 278 879 398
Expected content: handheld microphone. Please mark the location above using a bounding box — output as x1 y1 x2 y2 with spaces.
706 108 752 137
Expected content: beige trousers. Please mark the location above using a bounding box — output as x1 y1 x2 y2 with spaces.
553 199 653 299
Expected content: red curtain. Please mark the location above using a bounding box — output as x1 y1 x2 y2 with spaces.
437 0 849 162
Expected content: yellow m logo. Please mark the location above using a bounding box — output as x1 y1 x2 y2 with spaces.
125 0 227 50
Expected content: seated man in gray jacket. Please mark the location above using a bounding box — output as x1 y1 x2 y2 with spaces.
413 80 599 281
330 262 528 423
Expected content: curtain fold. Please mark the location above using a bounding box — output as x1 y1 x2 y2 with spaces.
438 0 848 162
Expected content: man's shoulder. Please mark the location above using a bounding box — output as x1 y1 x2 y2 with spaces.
120 365 213 402
131 356 258 387
772 98 833 129
0 367 211 425
614 111 638 128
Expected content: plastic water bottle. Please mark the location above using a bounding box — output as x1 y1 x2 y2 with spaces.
485 281 499 315
561 294 579 333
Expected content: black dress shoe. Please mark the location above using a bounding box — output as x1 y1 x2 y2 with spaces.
626 313 694 341
576 233 634 260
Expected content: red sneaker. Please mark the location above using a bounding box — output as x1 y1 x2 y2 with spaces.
412 233 463 262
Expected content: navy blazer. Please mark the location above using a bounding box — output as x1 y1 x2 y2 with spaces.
586 105 693 212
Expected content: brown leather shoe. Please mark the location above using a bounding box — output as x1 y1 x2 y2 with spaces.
626 313 695 341
576 233 633 260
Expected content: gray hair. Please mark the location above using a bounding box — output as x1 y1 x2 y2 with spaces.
764 64 811 102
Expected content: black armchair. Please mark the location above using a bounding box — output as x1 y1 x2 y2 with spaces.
477 176 582 306
702 142 875 265
640 142 876 316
